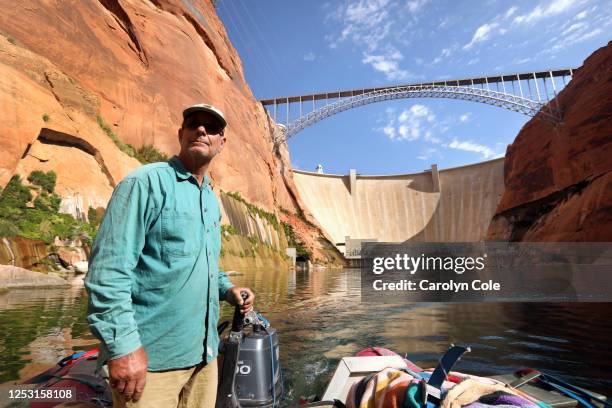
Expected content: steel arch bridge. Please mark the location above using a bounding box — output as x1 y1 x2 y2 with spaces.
259 68 575 142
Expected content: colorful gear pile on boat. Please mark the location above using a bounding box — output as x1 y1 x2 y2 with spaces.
346 367 550 408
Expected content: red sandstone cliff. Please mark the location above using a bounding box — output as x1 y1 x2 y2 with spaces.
0 0 337 263
487 42 612 241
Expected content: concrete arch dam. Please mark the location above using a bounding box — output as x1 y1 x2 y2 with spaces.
292 158 505 252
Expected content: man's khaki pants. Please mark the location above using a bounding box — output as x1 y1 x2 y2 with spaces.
112 359 218 408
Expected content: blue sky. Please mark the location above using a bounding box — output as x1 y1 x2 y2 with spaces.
217 0 610 175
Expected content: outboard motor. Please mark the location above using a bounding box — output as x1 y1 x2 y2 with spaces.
216 292 282 408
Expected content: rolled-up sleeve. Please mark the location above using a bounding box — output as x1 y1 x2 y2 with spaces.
85 178 148 359
218 270 234 300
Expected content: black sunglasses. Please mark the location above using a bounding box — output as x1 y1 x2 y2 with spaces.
183 120 224 134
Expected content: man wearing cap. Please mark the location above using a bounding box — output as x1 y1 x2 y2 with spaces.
85 103 254 408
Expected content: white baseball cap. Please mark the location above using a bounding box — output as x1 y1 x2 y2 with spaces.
182 103 227 128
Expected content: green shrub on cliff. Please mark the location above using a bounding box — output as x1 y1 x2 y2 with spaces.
0 171 98 244
97 115 168 164
97 115 136 157
28 170 57 193
282 221 310 260
134 144 168 164
33 191 61 213
87 207 104 230
221 224 238 237
223 191 280 231
0 175 31 210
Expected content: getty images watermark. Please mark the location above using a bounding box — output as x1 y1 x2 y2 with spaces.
372 253 495 292
360 242 612 302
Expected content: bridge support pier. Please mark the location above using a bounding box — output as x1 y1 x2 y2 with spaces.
431 164 440 192
349 169 357 196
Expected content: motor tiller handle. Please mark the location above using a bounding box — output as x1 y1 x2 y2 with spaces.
230 290 248 332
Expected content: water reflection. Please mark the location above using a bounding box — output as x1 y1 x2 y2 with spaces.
223 267 612 403
0 277 96 383
1 267 611 406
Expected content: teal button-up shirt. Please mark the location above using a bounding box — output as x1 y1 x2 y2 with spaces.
85 156 233 371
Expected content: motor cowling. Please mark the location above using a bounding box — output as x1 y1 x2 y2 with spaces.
217 301 283 408
235 327 282 407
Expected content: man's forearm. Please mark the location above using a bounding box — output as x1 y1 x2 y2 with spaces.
218 269 234 300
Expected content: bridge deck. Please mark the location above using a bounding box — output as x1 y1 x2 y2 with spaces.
260 68 574 105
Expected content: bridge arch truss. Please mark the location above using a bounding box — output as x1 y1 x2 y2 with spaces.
260 69 574 142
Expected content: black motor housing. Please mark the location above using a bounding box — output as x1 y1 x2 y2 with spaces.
235 327 282 407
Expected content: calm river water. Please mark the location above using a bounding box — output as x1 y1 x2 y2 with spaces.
1 267 611 406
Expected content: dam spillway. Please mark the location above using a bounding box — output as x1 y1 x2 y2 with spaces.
292 158 505 251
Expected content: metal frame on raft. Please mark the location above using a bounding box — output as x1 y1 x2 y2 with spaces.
260 68 575 143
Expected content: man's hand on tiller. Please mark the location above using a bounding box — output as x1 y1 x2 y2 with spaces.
227 287 255 314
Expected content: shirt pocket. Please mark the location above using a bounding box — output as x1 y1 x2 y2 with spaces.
161 209 200 258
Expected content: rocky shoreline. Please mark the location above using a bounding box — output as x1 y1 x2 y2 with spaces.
0 265 70 289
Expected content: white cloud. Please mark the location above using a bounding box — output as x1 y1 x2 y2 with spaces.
543 10 610 56
424 131 441 144
303 52 316 61
514 0 577 25
432 46 455 64
325 0 393 51
345 0 391 26
459 113 472 123
514 6 544 24
417 147 439 160
378 104 437 142
406 0 428 13
505 6 518 19
438 15 454 29
547 0 574 14
467 57 479 65
515 57 531 64
362 48 410 80
323 0 436 80
562 22 586 35
549 27 604 53
447 139 500 159
463 22 499 50
575 10 588 19
382 126 396 138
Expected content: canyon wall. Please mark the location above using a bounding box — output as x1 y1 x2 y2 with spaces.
0 0 336 263
487 42 611 241
0 0 294 212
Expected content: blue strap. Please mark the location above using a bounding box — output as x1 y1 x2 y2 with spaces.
58 352 85 367
538 373 611 408
541 380 595 408
256 312 270 328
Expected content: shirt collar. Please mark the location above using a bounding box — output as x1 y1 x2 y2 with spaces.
169 156 210 186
